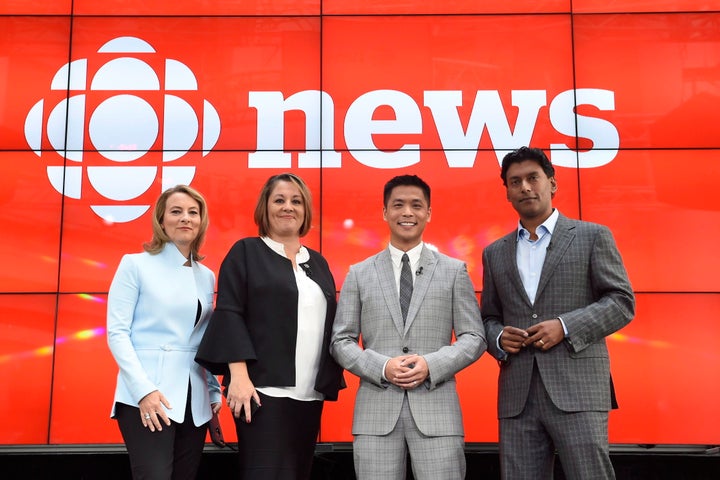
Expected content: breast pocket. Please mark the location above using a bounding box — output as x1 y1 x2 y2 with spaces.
423 284 452 301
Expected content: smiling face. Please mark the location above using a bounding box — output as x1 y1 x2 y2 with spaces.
505 159 557 227
267 180 305 241
160 192 201 257
383 185 431 251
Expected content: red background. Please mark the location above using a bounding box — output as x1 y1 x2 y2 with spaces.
1 1 719 446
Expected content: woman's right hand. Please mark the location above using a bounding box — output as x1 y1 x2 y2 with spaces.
226 362 261 423
138 390 172 432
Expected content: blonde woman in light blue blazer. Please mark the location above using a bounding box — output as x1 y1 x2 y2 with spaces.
108 185 222 480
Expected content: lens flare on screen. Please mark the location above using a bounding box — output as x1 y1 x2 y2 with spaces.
34 346 54 356
448 235 478 273
77 293 105 303
74 327 104 340
55 254 108 269
609 332 671 349
0 325 106 364
331 223 382 249
81 259 108 268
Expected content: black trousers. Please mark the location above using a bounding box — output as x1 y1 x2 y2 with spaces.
116 387 208 480
235 392 323 480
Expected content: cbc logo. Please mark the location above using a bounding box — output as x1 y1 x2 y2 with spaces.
24 36 221 223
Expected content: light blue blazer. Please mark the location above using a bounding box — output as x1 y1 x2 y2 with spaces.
107 242 221 426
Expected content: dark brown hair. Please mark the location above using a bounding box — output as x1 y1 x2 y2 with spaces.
253 173 313 238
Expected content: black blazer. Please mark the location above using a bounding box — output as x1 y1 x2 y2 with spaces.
196 237 344 400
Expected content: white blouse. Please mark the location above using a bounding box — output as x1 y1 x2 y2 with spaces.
257 236 326 401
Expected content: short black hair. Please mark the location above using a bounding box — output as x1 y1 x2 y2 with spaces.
500 147 555 186
383 175 431 207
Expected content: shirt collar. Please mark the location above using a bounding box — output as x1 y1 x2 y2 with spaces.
261 236 310 264
516 208 560 241
388 242 423 268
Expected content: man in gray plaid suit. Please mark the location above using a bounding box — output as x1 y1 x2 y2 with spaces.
331 175 486 480
481 147 635 479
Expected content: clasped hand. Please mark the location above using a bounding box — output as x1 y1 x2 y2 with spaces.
500 319 564 353
385 354 428 389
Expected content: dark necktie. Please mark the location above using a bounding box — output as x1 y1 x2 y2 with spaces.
400 253 413 323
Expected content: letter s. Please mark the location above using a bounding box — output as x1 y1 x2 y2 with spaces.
549 89 619 168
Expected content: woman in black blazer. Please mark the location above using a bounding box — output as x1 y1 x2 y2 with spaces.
196 173 344 480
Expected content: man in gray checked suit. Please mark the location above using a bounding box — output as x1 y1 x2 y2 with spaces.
481 147 635 480
331 175 486 480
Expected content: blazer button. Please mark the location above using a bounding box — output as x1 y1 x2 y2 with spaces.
402 347 409 353
531 313 538 319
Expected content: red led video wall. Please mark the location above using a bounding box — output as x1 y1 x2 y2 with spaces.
1 1 719 446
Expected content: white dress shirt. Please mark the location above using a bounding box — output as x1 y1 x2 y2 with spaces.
496 209 567 354
382 242 424 380
257 236 326 401
516 208 559 304
388 242 424 293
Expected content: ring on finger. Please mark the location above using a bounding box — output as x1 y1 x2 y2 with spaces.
144 413 151 420
538 339 545 346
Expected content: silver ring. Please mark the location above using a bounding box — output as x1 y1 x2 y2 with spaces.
144 413 151 420
413 381 417 385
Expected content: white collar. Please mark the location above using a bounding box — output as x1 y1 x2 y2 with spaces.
517 208 560 241
388 242 423 268
261 236 310 264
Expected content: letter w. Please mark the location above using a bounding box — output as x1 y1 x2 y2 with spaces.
424 90 547 165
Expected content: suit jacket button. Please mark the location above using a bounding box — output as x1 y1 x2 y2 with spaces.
402 347 409 353
531 313 538 319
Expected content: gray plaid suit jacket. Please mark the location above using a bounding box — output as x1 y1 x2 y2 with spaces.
481 213 635 418
331 245 486 437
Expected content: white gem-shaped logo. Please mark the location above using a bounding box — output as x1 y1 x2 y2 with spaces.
24 36 221 223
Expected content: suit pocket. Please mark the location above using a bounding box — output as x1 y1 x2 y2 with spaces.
569 344 608 359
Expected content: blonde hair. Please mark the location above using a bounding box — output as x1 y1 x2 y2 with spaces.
253 173 313 238
143 185 209 260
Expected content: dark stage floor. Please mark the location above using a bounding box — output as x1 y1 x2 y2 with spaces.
1 444 718 479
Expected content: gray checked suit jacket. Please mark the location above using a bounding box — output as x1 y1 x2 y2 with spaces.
331 245 486 437
481 213 635 418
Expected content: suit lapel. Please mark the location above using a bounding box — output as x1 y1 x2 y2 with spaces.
500 233 534 308
403 246 438 334
375 250 406 336
536 214 576 301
